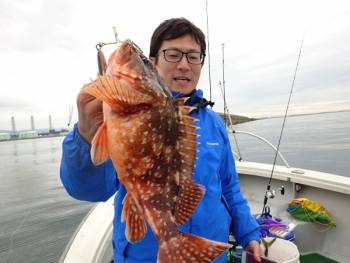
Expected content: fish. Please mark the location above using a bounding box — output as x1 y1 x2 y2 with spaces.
83 40 231 262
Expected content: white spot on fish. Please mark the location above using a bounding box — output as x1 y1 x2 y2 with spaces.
143 156 150 162
174 171 179 185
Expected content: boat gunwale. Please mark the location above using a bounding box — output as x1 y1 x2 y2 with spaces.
236 160 350 195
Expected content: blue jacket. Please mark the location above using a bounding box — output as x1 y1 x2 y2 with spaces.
60 89 260 263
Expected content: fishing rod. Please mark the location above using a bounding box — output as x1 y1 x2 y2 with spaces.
205 0 213 106
261 32 306 215
221 43 227 127
67 104 73 127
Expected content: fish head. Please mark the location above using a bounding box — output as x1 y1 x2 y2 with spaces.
106 41 145 81
104 40 172 109
84 40 178 169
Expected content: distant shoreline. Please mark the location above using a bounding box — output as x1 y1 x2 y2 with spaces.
254 109 350 120
1 110 348 140
216 112 257 125
0 133 67 142
214 109 350 126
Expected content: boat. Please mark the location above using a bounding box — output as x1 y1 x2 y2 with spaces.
59 12 349 261
58 128 350 263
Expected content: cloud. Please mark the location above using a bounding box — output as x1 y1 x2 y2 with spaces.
0 96 39 111
204 7 350 117
0 0 350 129
0 0 77 53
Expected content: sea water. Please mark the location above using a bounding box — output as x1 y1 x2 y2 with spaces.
0 111 349 262
0 136 93 263
231 111 350 177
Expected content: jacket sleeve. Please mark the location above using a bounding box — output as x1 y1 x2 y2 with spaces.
60 123 119 202
219 131 261 248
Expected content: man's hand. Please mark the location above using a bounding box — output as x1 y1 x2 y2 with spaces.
245 240 262 262
77 90 102 143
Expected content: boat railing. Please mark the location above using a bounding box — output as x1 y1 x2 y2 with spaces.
228 128 291 168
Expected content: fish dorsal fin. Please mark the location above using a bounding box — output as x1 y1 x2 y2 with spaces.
83 75 155 112
174 178 205 225
179 105 196 115
176 105 199 181
121 193 147 243
175 97 190 106
172 101 203 224
91 122 110 165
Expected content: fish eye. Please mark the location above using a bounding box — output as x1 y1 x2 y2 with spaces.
140 55 151 66
142 57 150 65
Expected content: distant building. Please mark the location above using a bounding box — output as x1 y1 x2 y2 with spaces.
0 132 11 141
38 129 50 136
18 130 38 139
11 116 16 133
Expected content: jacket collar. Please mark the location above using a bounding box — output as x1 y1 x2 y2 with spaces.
171 89 214 110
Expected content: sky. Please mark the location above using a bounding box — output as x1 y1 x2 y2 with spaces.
1 0 350 131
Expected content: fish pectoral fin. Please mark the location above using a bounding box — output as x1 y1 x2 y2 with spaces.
157 231 231 263
83 75 153 112
174 179 205 225
91 122 110 165
121 194 147 243
83 75 123 109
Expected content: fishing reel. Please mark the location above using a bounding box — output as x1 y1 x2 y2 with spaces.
266 186 285 199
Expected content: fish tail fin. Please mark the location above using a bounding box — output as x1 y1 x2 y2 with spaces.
157 232 231 263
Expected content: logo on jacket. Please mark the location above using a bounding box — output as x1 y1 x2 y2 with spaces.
206 141 219 146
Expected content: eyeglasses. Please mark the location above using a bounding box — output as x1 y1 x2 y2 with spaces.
159 49 205 65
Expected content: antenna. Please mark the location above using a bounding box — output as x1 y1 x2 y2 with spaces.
261 33 306 214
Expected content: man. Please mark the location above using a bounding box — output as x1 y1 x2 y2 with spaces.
60 17 261 262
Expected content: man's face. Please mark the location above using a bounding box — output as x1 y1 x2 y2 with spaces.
151 34 202 94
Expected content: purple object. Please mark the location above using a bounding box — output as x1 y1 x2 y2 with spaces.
255 206 295 240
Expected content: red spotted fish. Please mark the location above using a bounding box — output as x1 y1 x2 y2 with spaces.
83 40 231 262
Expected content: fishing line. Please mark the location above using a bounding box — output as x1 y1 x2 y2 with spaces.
205 0 213 106
261 32 306 214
